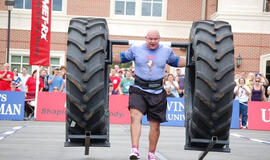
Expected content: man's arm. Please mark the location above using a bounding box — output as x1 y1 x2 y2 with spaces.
48 75 56 85
0 71 7 79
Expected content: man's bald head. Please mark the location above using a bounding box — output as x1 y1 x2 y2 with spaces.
145 30 160 50
146 30 160 39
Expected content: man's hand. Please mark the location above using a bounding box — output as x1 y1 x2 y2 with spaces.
0 70 7 79
178 57 186 67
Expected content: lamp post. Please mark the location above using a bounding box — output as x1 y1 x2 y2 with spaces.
236 55 242 68
5 0 15 63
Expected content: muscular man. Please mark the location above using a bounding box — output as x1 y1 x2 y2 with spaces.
113 30 186 160
0 63 14 91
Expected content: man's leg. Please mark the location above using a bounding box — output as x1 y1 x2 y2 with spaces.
148 120 160 152
130 108 143 148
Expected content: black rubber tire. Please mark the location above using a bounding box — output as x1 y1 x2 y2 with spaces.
186 20 235 145
66 18 109 141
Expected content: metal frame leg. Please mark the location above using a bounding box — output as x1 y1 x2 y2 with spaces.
85 131 91 155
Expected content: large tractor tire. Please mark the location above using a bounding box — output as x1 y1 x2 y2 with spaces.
185 20 235 146
66 18 109 142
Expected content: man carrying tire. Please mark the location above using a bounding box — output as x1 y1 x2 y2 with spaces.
113 30 186 160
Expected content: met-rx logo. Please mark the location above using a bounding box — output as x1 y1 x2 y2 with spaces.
41 0 50 41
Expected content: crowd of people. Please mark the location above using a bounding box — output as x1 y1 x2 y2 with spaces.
0 63 66 96
234 72 270 129
109 65 185 98
0 63 66 120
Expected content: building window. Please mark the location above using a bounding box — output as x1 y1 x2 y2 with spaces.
142 0 162 17
52 0 62 11
11 55 32 75
115 0 136 15
14 0 62 11
267 0 270 12
112 0 165 19
10 55 61 75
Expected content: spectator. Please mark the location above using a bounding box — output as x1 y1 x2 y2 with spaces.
251 76 266 101
12 67 22 89
40 68 49 91
118 69 125 79
109 68 121 94
18 66 30 92
164 74 180 98
267 86 270 101
48 67 64 92
119 70 134 95
60 66 66 92
234 73 241 86
246 72 255 89
0 63 14 91
163 70 169 85
114 64 120 73
175 68 184 97
256 73 269 87
53 86 59 92
240 72 247 79
234 78 251 129
11 81 21 92
25 70 44 99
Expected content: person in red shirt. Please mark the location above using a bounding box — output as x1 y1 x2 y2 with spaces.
0 63 14 91
109 68 121 94
25 70 44 100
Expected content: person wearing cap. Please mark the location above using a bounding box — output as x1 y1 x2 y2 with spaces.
0 63 14 91
48 67 64 92
113 30 186 160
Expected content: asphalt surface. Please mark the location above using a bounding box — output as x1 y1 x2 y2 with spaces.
0 120 269 160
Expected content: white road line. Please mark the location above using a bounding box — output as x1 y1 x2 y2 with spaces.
0 125 25 141
231 133 270 146
3 131 15 135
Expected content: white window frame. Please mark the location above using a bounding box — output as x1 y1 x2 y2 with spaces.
114 0 136 16
13 0 67 16
110 0 167 20
141 0 163 17
264 0 270 12
9 49 66 73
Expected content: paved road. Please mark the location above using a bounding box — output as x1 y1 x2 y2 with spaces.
0 120 269 160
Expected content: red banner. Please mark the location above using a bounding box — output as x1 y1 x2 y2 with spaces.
36 92 66 122
248 101 270 131
30 0 51 66
109 95 130 124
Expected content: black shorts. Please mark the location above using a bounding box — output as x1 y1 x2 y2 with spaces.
128 86 167 123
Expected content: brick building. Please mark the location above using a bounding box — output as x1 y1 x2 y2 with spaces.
0 0 270 78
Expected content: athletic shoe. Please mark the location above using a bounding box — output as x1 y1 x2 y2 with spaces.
148 152 159 160
129 147 140 160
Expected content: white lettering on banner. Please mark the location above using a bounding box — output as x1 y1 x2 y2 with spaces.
0 94 7 102
261 109 270 123
0 104 21 115
167 101 184 112
41 0 49 41
167 113 185 121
